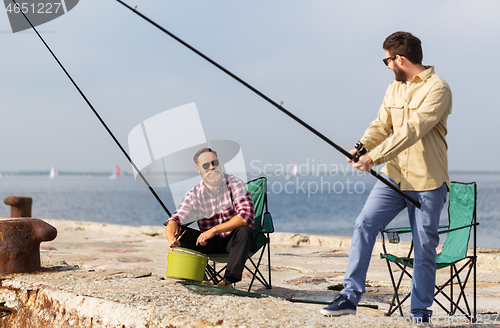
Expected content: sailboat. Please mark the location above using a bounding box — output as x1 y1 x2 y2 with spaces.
109 165 121 180
285 163 298 180
49 167 58 179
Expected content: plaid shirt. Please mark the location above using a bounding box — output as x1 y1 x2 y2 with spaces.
168 174 254 238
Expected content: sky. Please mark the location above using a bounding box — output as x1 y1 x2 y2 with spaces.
1 0 499 174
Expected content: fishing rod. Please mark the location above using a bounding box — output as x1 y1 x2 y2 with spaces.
115 1 421 209
285 298 379 309
11 0 172 217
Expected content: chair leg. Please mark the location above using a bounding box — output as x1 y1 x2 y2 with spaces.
215 265 227 284
451 263 472 317
247 257 258 292
385 260 403 317
204 263 216 283
473 255 477 323
245 262 268 290
434 259 474 321
247 244 271 292
205 261 225 285
434 281 455 315
267 234 272 288
383 259 396 315
385 259 412 317
450 265 454 314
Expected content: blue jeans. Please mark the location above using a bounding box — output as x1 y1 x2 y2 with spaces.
340 175 447 318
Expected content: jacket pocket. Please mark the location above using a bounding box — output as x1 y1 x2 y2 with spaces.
389 105 404 127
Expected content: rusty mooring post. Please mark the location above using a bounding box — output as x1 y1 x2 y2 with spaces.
0 219 57 274
4 196 33 217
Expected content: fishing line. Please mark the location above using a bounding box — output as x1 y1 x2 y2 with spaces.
115 1 421 208
11 0 172 217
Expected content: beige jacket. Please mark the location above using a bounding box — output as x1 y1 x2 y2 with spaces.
361 66 452 191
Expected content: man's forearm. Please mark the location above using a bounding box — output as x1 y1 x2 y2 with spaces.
196 216 249 246
211 216 246 234
165 220 179 242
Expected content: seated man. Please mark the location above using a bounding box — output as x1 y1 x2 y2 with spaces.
165 147 256 286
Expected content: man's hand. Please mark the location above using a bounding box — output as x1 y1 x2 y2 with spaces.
196 229 216 246
195 216 246 246
168 238 180 250
347 148 374 172
165 220 181 251
347 148 357 164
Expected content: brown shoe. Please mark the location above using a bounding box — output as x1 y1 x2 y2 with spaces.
202 280 213 286
217 279 233 288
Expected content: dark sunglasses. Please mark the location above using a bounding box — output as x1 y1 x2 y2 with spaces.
201 159 220 170
383 54 405 66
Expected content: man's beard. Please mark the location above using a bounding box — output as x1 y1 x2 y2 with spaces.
393 64 408 82
203 169 223 189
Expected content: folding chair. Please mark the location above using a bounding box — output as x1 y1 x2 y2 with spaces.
204 177 275 292
380 181 478 321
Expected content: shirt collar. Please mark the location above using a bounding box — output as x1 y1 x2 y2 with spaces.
199 173 227 196
411 65 434 83
199 178 208 195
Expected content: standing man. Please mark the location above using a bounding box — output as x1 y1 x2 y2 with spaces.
321 32 451 323
165 148 255 286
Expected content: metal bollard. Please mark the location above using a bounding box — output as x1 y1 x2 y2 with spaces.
0 218 57 274
4 196 33 217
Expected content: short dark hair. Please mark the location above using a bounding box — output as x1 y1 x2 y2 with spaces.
193 148 218 164
383 31 423 65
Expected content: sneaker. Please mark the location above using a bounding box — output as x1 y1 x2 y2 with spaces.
217 278 234 288
320 294 356 316
202 273 214 285
412 314 431 324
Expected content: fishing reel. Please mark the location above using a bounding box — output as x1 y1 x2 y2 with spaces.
352 141 367 162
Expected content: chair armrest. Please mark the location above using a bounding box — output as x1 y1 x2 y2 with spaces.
382 225 449 244
437 223 477 235
259 212 274 233
384 225 449 234
383 227 412 234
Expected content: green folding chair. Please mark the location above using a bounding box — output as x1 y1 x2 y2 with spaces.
204 177 275 292
380 181 478 321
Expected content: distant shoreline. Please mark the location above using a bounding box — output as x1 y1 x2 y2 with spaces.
0 171 133 177
1 170 500 177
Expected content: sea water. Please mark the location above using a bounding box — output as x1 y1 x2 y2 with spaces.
0 172 498 248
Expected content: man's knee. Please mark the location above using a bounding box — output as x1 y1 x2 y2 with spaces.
229 225 256 251
354 215 381 235
233 225 255 240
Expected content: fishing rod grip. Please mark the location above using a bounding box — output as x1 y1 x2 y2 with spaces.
347 151 363 163
351 141 367 163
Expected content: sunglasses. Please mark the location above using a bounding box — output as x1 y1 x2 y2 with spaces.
200 159 220 170
383 54 405 66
